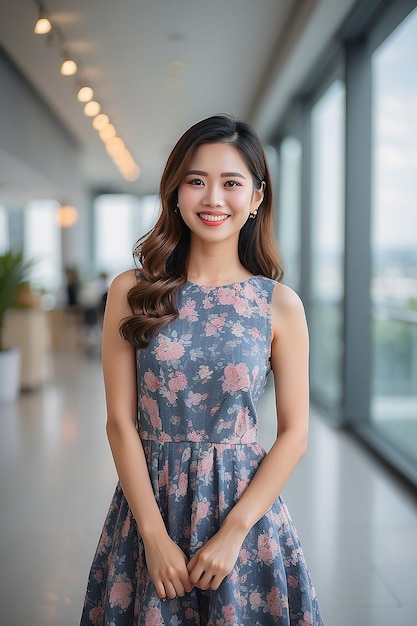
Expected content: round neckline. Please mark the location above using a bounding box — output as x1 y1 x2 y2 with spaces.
184 276 258 289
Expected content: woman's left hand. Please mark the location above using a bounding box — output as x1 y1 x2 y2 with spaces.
187 526 244 590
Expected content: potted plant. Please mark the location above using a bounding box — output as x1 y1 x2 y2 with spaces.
0 247 35 402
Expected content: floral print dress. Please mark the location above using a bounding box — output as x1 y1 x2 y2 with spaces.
80 277 324 626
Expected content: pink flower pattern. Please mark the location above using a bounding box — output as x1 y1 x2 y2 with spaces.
222 362 250 394
144 607 164 626
153 335 185 362
257 532 280 565
108 576 133 611
80 277 324 626
178 299 199 322
143 370 162 392
204 313 227 336
168 370 188 392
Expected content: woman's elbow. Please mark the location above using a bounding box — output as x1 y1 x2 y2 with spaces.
279 425 309 461
105 411 135 442
298 433 308 460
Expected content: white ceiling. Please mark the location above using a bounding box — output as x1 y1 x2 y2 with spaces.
0 0 358 201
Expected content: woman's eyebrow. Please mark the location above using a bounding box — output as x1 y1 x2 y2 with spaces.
185 169 246 179
221 171 246 179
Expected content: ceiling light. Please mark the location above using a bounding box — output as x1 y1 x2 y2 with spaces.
60 58 78 76
77 86 94 102
99 124 116 142
57 205 78 228
105 137 125 156
106 136 125 151
120 165 141 182
83 101 101 117
34 17 51 35
93 114 109 130
112 150 134 166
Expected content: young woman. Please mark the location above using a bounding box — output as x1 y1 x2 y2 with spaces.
80 114 324 625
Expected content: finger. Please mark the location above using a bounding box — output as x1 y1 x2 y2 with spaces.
188 566 204 586
171 577 187 597
154 580 167 599
163 580 177 599
194 570 214 590
175 557 193 594
186 554 197 573
210 574 224 591
180 574 194 594
188 552 209 581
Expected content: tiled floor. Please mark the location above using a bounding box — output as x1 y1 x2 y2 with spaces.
1 348 417 626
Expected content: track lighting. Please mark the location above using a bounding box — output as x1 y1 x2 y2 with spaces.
92 114 109 130
60 58 78 76
34 16 51 34
77 86 94 102
105 137 125 156
83 101 101 116
31 0 141 183
121 164 141 182
99 124 116 142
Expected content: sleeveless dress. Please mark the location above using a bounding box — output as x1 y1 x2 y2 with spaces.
80 276 324 626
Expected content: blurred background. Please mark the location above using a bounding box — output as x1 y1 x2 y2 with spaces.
0 1 417 625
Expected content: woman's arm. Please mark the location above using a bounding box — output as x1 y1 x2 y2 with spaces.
188 282 310 590
224 282 310 528
102 270 193 598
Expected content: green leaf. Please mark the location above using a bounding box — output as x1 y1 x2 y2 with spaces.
0 248 36 351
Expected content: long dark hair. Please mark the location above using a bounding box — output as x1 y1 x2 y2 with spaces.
120 114 283 348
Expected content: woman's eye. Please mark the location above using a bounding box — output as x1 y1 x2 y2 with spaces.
225 180 240 187
189 178 204 186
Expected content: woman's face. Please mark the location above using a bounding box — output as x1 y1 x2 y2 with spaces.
177 142 264 246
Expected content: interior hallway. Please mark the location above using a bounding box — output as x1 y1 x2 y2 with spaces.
1 347 417 626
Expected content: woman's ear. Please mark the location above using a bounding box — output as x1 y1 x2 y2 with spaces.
254 180 265 208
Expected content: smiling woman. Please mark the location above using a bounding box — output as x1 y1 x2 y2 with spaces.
121 115 282 349
177 143 264 238
79 114 325 626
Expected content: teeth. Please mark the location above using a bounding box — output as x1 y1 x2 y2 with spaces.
199 214 228 222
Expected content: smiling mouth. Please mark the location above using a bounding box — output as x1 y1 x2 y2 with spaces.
198 213 229 223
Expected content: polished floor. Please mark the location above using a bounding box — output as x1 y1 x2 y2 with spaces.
1 346 417 626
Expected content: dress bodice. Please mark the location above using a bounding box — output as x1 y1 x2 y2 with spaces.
136 276 277 443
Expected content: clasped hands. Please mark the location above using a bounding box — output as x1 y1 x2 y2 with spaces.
144 528 243 599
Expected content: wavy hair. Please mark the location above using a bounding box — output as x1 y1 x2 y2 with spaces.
120 114 283 348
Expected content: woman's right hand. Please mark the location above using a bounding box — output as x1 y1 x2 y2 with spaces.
143 533 194 599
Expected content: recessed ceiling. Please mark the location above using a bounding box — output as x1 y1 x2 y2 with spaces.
0 0 358 200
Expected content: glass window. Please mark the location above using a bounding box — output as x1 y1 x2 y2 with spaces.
94 194 160 278
370 8 417 464
0 206 9 252
309 79 346 408
277 137 302 291
24 199 62 292
133 194 160 239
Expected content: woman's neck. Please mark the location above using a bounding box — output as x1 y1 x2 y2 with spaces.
186 247 251 287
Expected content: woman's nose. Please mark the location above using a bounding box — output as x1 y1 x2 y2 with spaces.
203 186 224 207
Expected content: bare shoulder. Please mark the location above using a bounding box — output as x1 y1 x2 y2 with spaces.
272 282 305 314
105 269 138 316
108 269 138 296
271 282 308 339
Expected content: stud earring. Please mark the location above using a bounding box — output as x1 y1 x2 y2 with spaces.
174 202 179 214
249 209 258 219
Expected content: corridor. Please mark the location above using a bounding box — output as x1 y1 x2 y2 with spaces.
1 348 416 625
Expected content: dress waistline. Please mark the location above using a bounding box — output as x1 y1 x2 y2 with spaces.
140 437 258 446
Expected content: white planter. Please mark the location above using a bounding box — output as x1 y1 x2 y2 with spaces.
0 346 21 403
